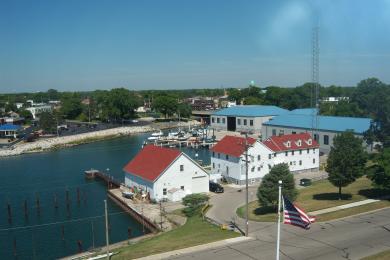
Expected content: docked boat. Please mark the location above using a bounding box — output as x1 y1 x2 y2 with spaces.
150 130 163 137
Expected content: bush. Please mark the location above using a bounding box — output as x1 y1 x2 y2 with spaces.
182 193 209 217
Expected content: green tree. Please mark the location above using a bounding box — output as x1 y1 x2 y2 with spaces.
19 109 33 122
257 163 297 207
39 111 57 133
366 148 390 190
152 95 178 118
243 96 263 105
177 102 192 118
101 88 141 122
326 131 367 199
60 93 83 119
182 193 209 217
227 88 242 104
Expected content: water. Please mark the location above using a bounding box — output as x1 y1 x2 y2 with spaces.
0 133 210 259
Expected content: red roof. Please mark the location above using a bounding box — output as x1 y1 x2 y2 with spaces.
262 133 319 152
123 145 181 182
210 135 256 157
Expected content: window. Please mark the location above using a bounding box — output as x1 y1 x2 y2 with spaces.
257 155 261 161
257 167 261 171
237 119 241 125
212 152 215 157
217 118 220 123
285 151 288 156
289 161 292 165
292 131 296 134
212 117 215 123
313 149 316 154
212 163 215 169
307 149 309 154
251 167 255 172
181 186 184 190
226 166 229 175
299 160 302 165
268 164 272 170
292 151 294 155
307 138 312 145
225 154 229 160
180 165 184 171
297 140 302 146
299 150 302 155
251 156 254 162
314 134 319 142
286 141 291 147
222 118 226 124
279 130 284 135
268 154 271 159
324 135 329 145
250 120 253 126
274 153 277 157
272 129 277 136
218 153 220 158
313 158 316 164
244 119 247 125
163 188 167 195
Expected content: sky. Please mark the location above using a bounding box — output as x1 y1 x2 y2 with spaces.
1 0 390 93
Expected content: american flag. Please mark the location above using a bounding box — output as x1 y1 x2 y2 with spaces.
282 196 316 229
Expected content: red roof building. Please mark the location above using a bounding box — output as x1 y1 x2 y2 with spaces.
123 145 181 182
262 133 318 152
210 135 256 157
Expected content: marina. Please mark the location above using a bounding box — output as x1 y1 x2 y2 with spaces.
0 132 211 259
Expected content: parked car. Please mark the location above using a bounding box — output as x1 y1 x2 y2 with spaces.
299 178 312 186
209 181 224 193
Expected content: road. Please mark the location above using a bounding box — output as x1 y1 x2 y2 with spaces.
172 207 390 260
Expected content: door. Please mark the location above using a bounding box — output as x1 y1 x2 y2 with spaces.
227 117 236 131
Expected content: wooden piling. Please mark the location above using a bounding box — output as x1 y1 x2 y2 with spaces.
54 193 58 209
7 202 12 223
24 200 28 218
77 240 83 253
36 194 40 215
61 225 65 240
127 227 132 239
13 238 17 257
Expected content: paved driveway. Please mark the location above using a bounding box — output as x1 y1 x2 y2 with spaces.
172 208 390 260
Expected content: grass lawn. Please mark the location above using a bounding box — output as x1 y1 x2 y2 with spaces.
362 249 390 260
112 214 239 259
237 177 390 222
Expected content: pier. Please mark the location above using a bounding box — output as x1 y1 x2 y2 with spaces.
84 169 164 233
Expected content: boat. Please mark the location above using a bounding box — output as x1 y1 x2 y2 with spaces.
150 130 163 137
84 169 99 179
147 136 160 141
122 191 134 199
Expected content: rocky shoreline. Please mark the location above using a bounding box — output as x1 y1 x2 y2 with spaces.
0 121 200 158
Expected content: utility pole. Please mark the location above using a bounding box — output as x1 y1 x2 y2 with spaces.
241 131 250 236
104 200 110 259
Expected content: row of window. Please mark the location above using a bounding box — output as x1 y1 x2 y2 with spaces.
211 117 226 124
271 129 330 145
213 149 316 162
237 118 254 126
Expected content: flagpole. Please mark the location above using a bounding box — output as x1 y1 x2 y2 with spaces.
276 180 282 260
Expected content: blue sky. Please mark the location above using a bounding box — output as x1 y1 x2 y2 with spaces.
1 0 390 93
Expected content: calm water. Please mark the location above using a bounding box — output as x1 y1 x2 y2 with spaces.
0 133 210 259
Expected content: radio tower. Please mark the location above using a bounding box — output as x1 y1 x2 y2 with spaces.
311 26 320 138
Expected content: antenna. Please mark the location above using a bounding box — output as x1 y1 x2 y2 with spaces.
311 26 320 138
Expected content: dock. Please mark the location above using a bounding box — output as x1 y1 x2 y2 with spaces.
84 169 163 233
147 139 216 148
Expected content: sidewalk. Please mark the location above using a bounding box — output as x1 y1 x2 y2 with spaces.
135 236 253 260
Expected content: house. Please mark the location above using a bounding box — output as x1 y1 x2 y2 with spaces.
123 145 209 202
262 113 372 154
0 124 22 138
210 134 319 185
210 105 288 133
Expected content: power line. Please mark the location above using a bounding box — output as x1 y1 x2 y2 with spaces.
0 210 127 232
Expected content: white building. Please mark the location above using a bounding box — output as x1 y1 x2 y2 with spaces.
210 134 319 185
26 105 52 119
123 145 209 202
210 105 288 134
262 111 372 154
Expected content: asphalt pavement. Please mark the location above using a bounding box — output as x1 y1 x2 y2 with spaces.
169 207 390 260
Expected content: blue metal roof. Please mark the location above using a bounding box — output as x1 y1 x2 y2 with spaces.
213 105 288 117
289 108 318 115
263 114 371 134
0 124 22 131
